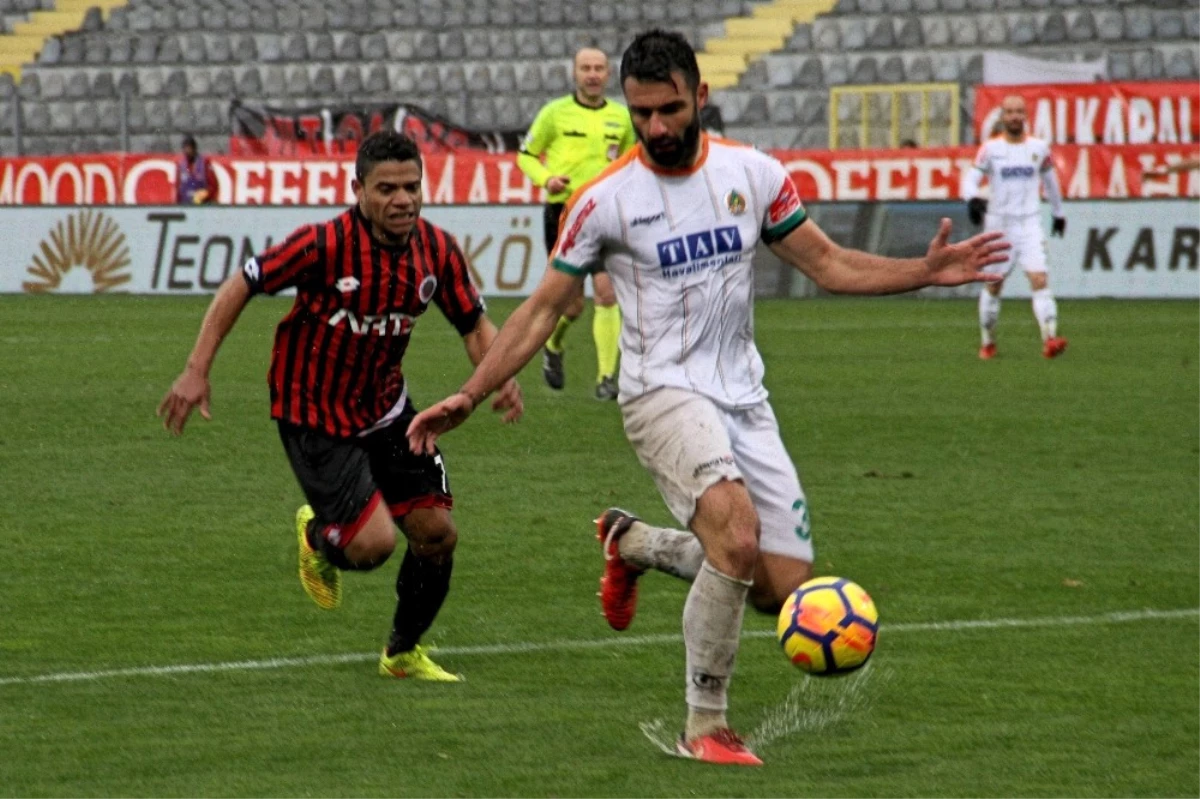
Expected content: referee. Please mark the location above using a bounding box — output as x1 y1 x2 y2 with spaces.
517 46 635 400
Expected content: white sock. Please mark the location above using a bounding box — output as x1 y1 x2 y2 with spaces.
1031 288 1058 340
978 290 1000 346
619 521 705 581
683 561 752 738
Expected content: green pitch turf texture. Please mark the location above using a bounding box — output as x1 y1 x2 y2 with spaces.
1 295 1196 798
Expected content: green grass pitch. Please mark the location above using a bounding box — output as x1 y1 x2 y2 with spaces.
0 295 1196 797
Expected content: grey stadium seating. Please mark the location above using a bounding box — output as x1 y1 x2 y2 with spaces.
0 0 1196 155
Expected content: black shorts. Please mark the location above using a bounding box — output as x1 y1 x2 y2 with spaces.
278 406 451 542
543 202 565 254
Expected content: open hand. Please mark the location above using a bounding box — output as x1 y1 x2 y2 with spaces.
492 378 524 424
924 218 1009 286
157 368 212 436
406 393 476 455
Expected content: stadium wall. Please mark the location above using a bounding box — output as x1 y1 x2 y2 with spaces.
2 201 1196 299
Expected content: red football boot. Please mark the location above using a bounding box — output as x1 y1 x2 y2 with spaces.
676 729 763 766
595 508 644 631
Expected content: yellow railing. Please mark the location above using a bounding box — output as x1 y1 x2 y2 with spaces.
0 0 127 79
829 83 960 149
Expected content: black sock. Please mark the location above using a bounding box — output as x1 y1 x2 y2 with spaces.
386 548 453 656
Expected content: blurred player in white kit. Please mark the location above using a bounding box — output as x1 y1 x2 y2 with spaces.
964 95 1069 360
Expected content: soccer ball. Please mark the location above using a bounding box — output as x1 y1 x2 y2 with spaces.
776 576 879 675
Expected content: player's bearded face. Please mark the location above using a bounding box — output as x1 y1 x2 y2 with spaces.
354 160 423 244
1002 102 1026 136
625 75 708 170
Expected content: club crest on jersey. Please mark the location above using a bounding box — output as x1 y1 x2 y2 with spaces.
418 274 438 304
336 276 360 293
725 189 746 216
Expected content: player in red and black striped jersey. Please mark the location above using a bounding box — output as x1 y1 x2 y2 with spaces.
159 132 522 681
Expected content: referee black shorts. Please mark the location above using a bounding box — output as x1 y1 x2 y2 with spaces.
543 202 565 254
278 404 451 546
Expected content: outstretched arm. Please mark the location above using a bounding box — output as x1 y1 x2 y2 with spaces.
460 314 524 424
407 267 583 454
769 218 1008 296
157 274 251 435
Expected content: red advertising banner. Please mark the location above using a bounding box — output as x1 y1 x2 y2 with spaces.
974 82 1200 146
1 145 1197 206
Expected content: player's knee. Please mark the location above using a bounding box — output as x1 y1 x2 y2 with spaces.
401 508 458 561
716 519 760 575
594 279 617 306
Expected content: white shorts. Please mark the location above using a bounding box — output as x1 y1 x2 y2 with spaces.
985 214 1047 275
621 387 814 562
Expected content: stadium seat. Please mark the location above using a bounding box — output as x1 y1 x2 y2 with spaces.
1131 48 1164 78
795 56 824 86
951 17 981 45
286 66 310 97
186 67 211 97
439 30 465 60
1096 10 1126 40
1154 9 1184 37
880 54 905 82
1124 7 1153 39
851 54 879 83
39 70 65 100
932 52 960 81
337 64 363 96
468 96 496 129
980 14 1009 45
84 36 108 64
262 65 285 96
767 92 797 124
826 55 850 84
116 71 139 97
1009 13 1038 45
787 24 813 51
211 68 235 97
517 95 542 125
739 92 768 124
310 32 335 60
236 65 262 96
922 17 951 47
492 30 517 59
164 68 187 97
905 53 934 82
1040 11 1068 42
1107 50 1134 79
335 32 361 60
388 64 416 94
841 19 867 49
867 18 894 48
49 101 76 133
941 0 966 12
92 71 115 98
1186 9 1199 39
895 18 922 47
1165 47 1197 78
516 61 542 92
17 72 39 101
913 0 937 12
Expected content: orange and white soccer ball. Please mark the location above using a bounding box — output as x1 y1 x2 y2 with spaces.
776 576 879 675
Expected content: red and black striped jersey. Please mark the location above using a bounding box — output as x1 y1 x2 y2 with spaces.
242 207 484 438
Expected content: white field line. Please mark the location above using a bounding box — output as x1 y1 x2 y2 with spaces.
0 607 1195 688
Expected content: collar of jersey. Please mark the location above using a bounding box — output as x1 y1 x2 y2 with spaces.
353 205 416 253
572 92 608 110
636 132 710 176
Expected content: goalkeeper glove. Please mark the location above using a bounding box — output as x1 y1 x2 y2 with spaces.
1051 217 1066 237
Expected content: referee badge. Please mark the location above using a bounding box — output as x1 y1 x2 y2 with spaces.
725 189 747 216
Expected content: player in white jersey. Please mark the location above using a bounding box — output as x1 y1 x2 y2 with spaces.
408 30 1009 766
963 94 1069 360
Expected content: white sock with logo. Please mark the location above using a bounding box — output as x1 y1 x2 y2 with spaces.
979 290 1001 346
619 521 705 581
683 560 751 740
1031 288 1058 340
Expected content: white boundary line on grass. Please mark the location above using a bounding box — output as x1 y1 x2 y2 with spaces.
1 607 1195 688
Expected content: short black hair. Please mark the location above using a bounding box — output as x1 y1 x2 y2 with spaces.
619 29 700 91
356 131 422 182
181 134 197 149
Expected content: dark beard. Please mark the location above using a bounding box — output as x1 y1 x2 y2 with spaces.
642 115 702 169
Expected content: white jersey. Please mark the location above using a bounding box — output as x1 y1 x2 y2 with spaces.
968 135 1056 218
551 134 807 409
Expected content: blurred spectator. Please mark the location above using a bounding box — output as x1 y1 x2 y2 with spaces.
900 138 919 148
177 134 216 204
